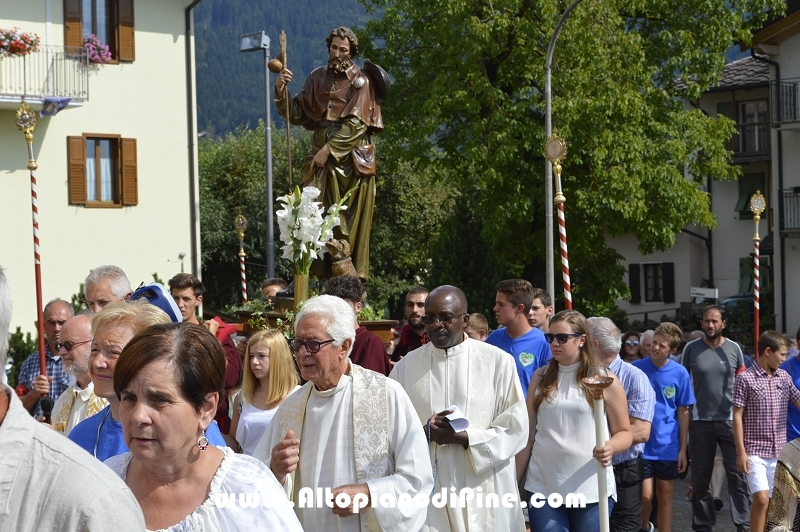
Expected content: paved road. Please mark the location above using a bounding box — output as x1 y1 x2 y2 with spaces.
670 474 740 532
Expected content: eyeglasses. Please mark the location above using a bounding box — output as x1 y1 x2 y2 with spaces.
544 332 583 345
288 338 336 354
59 340 91 353
625 340 640 347
420 313 467 326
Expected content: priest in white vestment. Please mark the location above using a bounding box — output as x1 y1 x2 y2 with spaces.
253 295 433 532
389 285 528 531
51 315 107 435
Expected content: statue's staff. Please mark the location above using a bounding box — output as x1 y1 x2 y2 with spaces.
279 32 292 188
269 32 293 188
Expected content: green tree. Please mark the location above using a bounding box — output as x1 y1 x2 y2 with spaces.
358 0 784 314
199 121 309 310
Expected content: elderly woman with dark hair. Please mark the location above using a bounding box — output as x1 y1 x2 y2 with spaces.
105 323 302 531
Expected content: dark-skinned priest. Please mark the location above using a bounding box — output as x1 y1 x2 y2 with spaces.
389 285 528 531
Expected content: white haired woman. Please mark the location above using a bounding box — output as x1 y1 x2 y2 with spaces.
106 323 302 531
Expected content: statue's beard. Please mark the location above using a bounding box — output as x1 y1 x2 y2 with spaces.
328 57 353 75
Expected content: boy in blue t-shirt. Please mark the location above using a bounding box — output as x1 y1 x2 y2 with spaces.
780 338 800 441
633 322 695 532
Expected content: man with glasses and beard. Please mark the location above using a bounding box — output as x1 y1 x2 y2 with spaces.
390 285 528 531
51 314 107 436
275 26 386 281
682 305 751 532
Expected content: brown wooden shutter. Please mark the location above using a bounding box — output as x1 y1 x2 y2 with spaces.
118 0 135 62
64 0 83 48
120 138 138 205
662 262 675 303
67 136 86 204
629 263 641 304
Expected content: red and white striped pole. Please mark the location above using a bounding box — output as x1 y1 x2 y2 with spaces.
16 102 47 375
556 199 572 309
546 133 572 310
234 214 248 305
753 239 760 350
750 191 765 356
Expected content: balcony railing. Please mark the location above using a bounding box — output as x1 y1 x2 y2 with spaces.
729 122 770 159
780 188 800 233
0 45 89 101
772 79 800 124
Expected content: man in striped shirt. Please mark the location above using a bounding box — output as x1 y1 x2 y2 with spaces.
588 317 656 532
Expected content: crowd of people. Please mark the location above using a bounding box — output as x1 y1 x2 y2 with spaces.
1 265 799 532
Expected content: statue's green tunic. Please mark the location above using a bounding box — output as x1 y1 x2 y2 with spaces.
275 62 383 279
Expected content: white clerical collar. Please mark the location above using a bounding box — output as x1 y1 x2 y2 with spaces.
74 381 95 402
431 334 470 358
311 364 352 399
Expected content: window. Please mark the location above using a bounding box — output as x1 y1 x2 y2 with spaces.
67 135 137 206
64 0 134 61
739 101 769 153
735 172 765 219
628 262 675 304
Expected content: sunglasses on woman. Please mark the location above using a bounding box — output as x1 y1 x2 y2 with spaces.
625 340 640 347
543 333 583 344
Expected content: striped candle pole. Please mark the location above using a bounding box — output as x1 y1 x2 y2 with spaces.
234 213 249 305
239 250 248 304
754 239 760 351
16 102 47 375
749 191 765 356
556 201 572 310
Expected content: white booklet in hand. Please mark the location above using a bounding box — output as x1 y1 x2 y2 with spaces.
445 404 470 432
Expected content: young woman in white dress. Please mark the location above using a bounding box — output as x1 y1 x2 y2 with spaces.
230 329 300 455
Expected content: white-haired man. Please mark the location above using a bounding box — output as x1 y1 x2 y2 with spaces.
254 295 433 531
588 317 656 532
0 267 146 530
84 265 132 313
51 314 107 436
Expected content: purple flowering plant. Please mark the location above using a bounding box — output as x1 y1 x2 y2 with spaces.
84 34 112 64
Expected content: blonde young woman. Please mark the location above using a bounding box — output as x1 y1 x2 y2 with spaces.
229 329 300 455
517 310 633 532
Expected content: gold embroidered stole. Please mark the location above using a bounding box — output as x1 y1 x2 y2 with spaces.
278 363 389 531
55 386 108 434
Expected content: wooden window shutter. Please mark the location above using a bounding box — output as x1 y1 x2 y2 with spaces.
67 136 86 204
629 264 641 304
118 0 135 62
662 262 675 303
64 0 83 48
120 138 138 205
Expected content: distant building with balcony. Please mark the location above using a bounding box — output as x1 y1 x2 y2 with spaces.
0 1 202 336
611 55 774 331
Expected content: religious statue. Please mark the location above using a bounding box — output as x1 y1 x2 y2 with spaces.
275 26 389 281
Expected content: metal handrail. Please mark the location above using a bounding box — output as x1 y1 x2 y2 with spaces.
0 45 89 100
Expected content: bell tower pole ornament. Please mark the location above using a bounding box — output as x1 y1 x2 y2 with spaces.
15 100 48 376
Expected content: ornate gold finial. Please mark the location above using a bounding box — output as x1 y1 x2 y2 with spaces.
16 101 38 170
750 190 766 242
234 213 248 255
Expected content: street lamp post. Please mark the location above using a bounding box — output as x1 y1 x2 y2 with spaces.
750 191 766 354
545 0 584 303
240 31 275 279
234 213 248 304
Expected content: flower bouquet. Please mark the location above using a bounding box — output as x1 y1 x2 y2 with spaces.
84 34 112 64
276 185 352 306
0 28 41 58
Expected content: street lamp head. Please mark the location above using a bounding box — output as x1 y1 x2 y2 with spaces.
178 252 186 260
240 31 269 53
